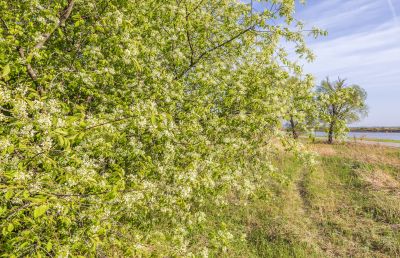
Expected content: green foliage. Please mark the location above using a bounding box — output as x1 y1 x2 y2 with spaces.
316 77 368 143
284 75 318 139
0 0 316 256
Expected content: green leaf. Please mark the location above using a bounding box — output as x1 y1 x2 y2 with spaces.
33 205 49 218
1 64 10 78
57 135 65 146
58 27 64 37
7 223 14 232
46 241 53 252
5 190 13 200
133 59 142 72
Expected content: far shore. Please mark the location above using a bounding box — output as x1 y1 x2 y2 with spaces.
314 127 400 133
348 127 400 133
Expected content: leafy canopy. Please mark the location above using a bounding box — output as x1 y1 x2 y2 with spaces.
317 77 368 141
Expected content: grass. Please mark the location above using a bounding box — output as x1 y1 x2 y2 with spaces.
220 142 400 257
361 138 400 143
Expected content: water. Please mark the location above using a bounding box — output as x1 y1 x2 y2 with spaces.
314 131 400 141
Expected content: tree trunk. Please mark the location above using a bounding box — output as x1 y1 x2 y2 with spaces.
290 116 298 139
328 121 334 144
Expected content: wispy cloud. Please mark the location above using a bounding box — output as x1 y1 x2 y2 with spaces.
387 0 399 25
294 0 400 126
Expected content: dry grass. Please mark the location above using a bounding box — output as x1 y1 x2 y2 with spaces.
223 142 400 257
359 169 400 194
311 142 400 170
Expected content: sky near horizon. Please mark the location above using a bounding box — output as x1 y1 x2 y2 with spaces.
250 0 400 127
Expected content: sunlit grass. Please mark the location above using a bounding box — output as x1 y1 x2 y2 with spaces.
220 142 400 257
362 138 400 143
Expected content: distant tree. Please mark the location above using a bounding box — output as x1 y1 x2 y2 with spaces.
316 77 368 144
285 75 317 139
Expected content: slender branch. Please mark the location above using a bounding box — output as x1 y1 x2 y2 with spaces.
83 115 135 131
184 4 195 66
17 0 75 94
2 203 33 221
18 47 38 82
51 191 109 198
18 46 43 95
187 0 206 17
34 0 75 51
176 25 255 79
0 17 9 31
48 189 141 198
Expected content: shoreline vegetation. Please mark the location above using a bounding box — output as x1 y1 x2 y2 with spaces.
349 127 400 133
315 127 400 133
311 136 400 144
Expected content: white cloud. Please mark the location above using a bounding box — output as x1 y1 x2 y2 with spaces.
305 24 400 78
294 1 400 126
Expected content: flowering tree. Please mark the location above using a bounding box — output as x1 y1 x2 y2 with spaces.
317 77 368 144
284 75 318 139
0 0 321 256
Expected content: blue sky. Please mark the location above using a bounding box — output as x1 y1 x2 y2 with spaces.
295 0 400 127
249 0 400 126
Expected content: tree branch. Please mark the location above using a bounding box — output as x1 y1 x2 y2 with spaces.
34 0 75 50
184 4 195 66
187 0 206 17
17 47 43 94
176 25 255 79
83 115 136 131
18 0 75 94
0 17 9 31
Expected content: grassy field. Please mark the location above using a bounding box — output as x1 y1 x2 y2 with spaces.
220 142 400 257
